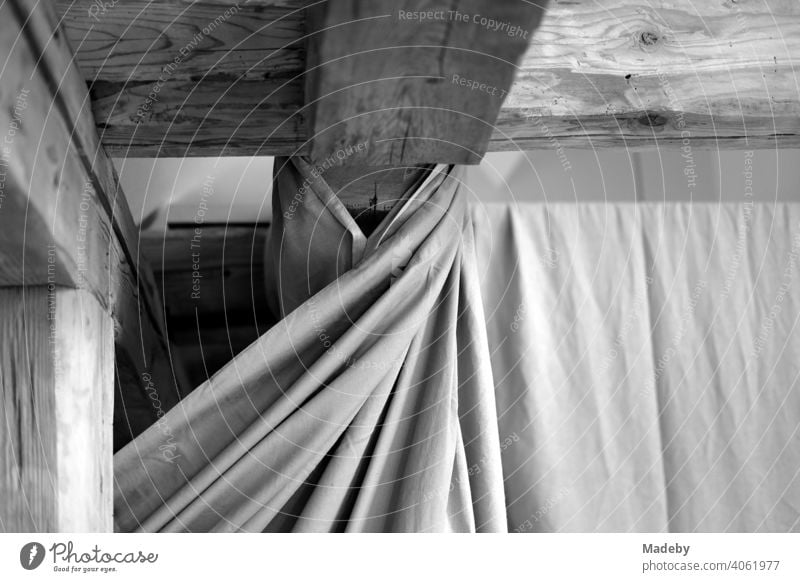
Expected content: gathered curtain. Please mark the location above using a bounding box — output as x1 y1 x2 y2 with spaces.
114 159 800 533
115 159 506 532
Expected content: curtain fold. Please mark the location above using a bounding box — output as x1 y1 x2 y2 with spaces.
114 161 800 533
114 159 506 532
472 203 800 533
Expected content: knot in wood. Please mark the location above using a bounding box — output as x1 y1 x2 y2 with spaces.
638 112 668 127
638 30 662 49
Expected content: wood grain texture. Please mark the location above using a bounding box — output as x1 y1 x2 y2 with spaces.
58 0 800 156
0 288 57 532
54 289 114 531
2 0 186 453
60 1 303 81
57 0 307 157
0 7 99 289
0 287 113 532
90 77 304 157
305 0 546 165
494 0 800 150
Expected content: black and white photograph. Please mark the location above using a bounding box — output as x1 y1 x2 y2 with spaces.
0 0 799 580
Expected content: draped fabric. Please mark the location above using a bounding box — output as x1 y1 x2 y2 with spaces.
114 159 506 532
114 156 800 533
474 203 800 532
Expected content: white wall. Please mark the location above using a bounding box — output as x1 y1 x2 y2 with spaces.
114 156 274 228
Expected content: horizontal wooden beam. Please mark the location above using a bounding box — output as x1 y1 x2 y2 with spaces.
495 0 800 150
57 0 800 157
56 0 307 157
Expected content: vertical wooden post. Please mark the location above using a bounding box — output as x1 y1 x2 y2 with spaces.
0 0 185 530
304 0 546 165
0 287 113 532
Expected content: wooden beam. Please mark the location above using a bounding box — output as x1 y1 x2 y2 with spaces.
304 0 546 165
494 0 800 150
56 0 307 157
1 0 186 457
0 287 113 532
57 0 800 157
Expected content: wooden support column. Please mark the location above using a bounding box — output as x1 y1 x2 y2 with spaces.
0 0 188 453
0 288 113 532
300 2 545 225
0 0 186 530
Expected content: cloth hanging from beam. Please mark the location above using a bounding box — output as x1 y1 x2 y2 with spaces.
114 160 800 532
114 159 506 532
474 203 800 532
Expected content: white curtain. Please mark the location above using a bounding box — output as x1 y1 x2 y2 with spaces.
114 158 800 532
474 203 800 532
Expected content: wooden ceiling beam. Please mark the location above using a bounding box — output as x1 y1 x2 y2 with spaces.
496 0 800 151
56 0 308 157
57 1 800 158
